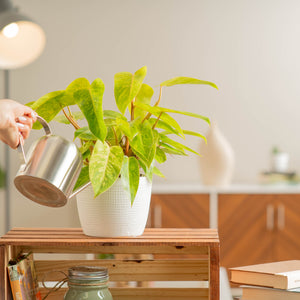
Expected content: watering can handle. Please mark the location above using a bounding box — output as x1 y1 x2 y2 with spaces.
35 115 52 135
17 115 52 164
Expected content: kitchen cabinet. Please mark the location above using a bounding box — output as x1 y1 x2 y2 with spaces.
149 194 209 228
151 185 300 270
218 194 300 269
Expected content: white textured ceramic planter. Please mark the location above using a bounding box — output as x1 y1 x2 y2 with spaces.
76 177 152 237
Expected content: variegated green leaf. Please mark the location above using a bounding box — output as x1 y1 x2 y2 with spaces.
133 84 154 119
148 118 179 135
160 77 218 89
104 118 118 126
153 166 165 178
79 140 94 154
160 143 187 155
74 127 97 141
104 110 127 120
29 91 74 129
134 102 184 136
130 121 157 168
138 160 155 182
183 130 207 143
114 66 147 114
81 149 91 161
68 78 107 142
160 135 200 155
73 165 90 191
116 118 139 141
160 135 199 155
89 141 124 197
135 102 210 125
120 156 140 205
106 126 122 146
155 147 167 163
54 111 85 124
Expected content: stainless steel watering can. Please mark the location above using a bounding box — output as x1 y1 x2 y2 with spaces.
14 116 90 207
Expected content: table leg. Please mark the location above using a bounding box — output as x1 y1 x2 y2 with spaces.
0 245 12 300
209 244 220 300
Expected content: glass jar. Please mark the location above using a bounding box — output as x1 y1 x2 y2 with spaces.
64 266 113 300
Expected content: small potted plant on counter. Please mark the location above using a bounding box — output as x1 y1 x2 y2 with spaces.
28 66 217 237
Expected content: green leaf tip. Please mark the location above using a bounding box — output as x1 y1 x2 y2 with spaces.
160 76 218 90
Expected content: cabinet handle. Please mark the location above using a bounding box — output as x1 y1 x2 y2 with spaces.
266 204 274 231
154 204 162 228
277 204 285 230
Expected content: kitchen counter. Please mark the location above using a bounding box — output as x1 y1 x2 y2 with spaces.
152 183 300 194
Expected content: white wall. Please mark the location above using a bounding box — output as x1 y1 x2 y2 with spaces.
1 0 300 230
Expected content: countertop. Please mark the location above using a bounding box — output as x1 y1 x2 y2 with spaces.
152 183 300 194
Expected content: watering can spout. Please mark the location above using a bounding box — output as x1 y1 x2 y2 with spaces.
70 181 92 199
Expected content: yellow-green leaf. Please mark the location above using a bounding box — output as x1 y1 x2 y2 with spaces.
73 165 90 191
29 91 74 129
120 156 140 205
133 83 154 119
89 141 124 197
130 121 157 168
183 130 207 144
160 76 218 89
114 66 147 114
54 111 85 124
68 78 107 142
135 102 210 125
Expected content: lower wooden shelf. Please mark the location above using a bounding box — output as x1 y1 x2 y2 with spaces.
0 228 220 300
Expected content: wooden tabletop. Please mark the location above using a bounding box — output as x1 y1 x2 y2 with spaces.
0 227 219 246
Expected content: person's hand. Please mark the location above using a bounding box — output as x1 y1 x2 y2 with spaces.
0 99 37 149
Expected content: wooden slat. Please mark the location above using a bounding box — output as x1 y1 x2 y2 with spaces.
1 228 219 246
35 259 209 281
39 287 209 300
18 245 209 255
9 227 217 234
111 287 209 300
40 288 66 299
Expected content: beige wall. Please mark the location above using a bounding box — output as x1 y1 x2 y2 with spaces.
1 0 300 231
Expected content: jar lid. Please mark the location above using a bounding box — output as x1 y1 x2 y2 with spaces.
68 266 109 281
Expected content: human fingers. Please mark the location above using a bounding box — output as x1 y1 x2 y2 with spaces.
16 122 31 140
26 110 38 123
8 100 37 122
0 124 19 149
17 116 34 129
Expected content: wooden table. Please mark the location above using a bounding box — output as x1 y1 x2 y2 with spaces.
0 228 219 300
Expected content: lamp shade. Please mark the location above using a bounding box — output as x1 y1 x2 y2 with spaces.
0 0 46 69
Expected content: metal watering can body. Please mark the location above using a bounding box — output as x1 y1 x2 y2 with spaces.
14 116 90 207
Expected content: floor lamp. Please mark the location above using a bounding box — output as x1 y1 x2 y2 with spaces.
0 0 46 233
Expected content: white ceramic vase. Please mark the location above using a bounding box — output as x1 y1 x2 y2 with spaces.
199 122 235 187
76 177 152 237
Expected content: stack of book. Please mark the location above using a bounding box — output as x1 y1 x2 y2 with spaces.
258 171 300 185
229 260 300 300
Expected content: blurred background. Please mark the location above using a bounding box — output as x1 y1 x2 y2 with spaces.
1 0 300 234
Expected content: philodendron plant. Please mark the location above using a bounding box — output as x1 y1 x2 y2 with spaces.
28 66 217 204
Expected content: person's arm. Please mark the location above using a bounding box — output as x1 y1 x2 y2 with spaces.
0 99 37 149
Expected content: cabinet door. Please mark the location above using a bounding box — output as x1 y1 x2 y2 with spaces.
274 194 300 261
218 194 275 269
149 194 209 228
